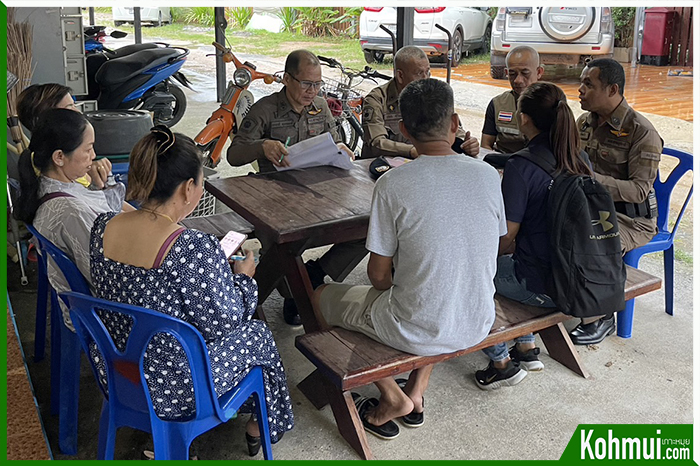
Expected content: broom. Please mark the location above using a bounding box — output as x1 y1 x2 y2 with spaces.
7 7 34 154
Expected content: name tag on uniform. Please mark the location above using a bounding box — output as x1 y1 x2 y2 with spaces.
498 111 513 122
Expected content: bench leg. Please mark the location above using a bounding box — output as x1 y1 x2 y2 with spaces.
538 322 590 379
322 377 374 460
297 369 329 410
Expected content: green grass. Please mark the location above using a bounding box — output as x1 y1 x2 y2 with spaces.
674 249 693 266
103 22 490 72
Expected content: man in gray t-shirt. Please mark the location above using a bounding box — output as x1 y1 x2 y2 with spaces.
313 79 505 440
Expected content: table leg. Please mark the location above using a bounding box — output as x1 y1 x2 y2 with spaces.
539 323 590 378
280 252 321 333
252 243 287 303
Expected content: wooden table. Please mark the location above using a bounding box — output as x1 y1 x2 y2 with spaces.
205 159 376 334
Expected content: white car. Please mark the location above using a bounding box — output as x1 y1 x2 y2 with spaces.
360 7 492 66
112 7 172 27
490 7 614 79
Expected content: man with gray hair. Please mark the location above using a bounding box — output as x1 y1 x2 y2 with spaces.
313 78 505 439
481 45 544 153
361 45 479 159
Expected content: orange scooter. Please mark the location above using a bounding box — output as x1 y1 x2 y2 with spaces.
195 41 281 167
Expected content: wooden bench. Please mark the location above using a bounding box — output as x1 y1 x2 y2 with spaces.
180 211 254 239
295 266 662 460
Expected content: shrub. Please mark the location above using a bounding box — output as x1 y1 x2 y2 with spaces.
184 7 215 27
296 7 361 38
612 7 636 48
276 7 299 33
227 7 254 30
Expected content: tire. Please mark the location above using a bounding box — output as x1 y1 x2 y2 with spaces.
114 21 124 27
478 23 492 54
363 50 385 64
490 65 506 80
539 7 595 42
198 137 221 168
153 84 187 127
337 117 360 152
450 29 463 67
156 11 162 27
85 110 153 156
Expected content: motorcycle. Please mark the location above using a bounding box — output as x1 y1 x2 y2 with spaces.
194 41 281 167
79 26 192 127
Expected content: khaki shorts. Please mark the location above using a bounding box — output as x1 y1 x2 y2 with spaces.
317 284 386 342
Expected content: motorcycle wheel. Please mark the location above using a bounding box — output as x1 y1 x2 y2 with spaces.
153 84 187 127
337 117 360 152
198 137 221 168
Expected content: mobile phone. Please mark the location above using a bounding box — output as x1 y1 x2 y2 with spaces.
220 231 248 259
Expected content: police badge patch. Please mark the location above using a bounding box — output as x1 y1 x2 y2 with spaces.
363 107 374 120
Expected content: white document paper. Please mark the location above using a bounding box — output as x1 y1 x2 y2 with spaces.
275 132 354 172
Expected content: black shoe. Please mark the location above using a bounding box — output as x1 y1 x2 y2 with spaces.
508 345 544 372
245 432 261 457
395 378 424 427
305 259 326 290
569 315 615 346
474 360 527 391
282 299 302 327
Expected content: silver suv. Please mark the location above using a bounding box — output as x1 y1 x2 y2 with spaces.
490 6 614 79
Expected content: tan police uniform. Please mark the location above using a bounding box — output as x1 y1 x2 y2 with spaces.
227 88 340 172
226 86 365 286
361 78 467 159
577 98 662 253
483 90 528 154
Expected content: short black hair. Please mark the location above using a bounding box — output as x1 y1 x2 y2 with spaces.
586 58 625 96
284 49 320 76
398 78 454 142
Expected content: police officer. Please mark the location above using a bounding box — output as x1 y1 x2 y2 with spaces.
227 49 363 326
361 46 479 159
570 57 662 345
227 49 354 171
480 45 544 154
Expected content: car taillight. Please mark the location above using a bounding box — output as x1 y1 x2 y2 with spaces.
600 7 613 34
495 7 506 32
364 7 383 12
415 7 446 14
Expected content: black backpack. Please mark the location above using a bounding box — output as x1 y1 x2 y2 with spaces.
516 151 627 317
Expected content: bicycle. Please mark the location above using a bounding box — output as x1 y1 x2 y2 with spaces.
317 56 391 154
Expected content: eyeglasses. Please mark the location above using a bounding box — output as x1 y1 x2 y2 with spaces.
288 73 325 91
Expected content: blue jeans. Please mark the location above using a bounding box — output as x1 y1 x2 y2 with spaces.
482 255 555 362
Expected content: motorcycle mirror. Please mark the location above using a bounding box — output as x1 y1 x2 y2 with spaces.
110 30 128 38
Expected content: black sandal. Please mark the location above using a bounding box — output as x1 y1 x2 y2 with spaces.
395 378 425 428
351 392 400 440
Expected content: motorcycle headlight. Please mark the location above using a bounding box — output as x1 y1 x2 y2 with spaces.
233 68 252 87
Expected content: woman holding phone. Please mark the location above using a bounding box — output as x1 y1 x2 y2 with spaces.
89 126 294 455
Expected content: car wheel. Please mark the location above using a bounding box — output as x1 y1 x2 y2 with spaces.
539 7 595 42
363 50 385 64
479 23 492 54
450 29 463 67
490 65 506 80
114 21 123 27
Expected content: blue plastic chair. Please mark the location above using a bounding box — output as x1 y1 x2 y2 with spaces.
25 224 88 455
61 291 273 460
618 147 693 338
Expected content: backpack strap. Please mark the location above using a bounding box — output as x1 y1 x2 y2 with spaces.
153 227 186 268
516 150 557 178
39 192 75 205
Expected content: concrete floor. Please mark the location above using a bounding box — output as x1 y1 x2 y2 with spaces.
6 245 694 460
6 56 694 460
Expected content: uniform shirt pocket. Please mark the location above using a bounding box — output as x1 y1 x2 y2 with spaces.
594 146 628 179
270 119 297 143
306 115 327 136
